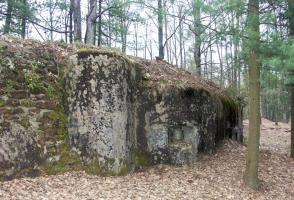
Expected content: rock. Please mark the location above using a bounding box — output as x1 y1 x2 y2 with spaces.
35 100 58 110
6 99 20 107
30 94 46 101
12 90 28 99
168 142 194 165
12 107 24 115
0 123 42 180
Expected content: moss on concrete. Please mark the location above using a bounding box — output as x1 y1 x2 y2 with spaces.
0 100 5 107
18 120 30 129
40 143 84 175
135 149 151 167
84 157 130 176
20 99 34 107
76 48 136 66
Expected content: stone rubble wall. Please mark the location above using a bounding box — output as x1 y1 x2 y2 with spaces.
0 40 67 180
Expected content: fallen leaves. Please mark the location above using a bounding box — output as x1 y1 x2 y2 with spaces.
0 121 293 200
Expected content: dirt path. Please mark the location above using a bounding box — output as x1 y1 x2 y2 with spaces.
0 119 293 200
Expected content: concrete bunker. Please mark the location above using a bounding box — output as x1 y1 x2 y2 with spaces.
0 37 242 180
66 49 242 174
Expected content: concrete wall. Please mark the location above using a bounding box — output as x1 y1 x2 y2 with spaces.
65 52 139 174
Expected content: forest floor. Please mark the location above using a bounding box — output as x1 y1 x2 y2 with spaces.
0 119 293 200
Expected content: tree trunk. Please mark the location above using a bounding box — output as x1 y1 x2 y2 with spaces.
134 23 138 57
149 39 153 59
173 15 178 66
183 39 186 68
288 0 294 158
164 7 169 63
209 15 213 81
179 7 183 67
158 0 164 59
291 86 294 158
21 17 26 39
193 0 201 76
21 0 27 39
97 0 102 46
72 0 82 42
144 24 148 59
85 0 97 44
216 41 223 87
233 13 239 94
204 49 208 78
4 0 13 34
49 0 54 41
244 0 261 190
121 17 127 54
69 0 73 43
225 40 231 85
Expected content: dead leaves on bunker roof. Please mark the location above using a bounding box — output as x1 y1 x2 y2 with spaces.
0 36 232 102
0 36 71 70
132 56 231 102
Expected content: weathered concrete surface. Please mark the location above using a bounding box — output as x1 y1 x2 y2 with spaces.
65 51 139 174
65 50 241 172
0 123 42 179
136 86 220 165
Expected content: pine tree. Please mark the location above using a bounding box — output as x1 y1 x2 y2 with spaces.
287 0 294 158
244 0 261 190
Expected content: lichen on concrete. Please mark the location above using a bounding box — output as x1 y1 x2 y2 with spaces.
65 49 139 175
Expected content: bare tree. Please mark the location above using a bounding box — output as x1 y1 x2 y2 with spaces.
72 0 81 41
158 0 164 59
85 0 97 44
192 0 201 76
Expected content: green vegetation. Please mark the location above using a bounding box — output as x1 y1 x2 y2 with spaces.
20 99 34 107
5 80 19 94
76 48 135 65
135 149 151 167
45 84 56 98
0 100 5 107
40 143 84 175
18 119 30 129
24 64 45 94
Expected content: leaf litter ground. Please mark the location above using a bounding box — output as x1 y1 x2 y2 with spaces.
0 118 293 200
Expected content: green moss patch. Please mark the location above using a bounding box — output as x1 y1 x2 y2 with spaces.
20 99 34 107
84 157 130 176
40 143 84 175
18 120 30 129
135 149 151 168
0 100 5 107
76 48 135 66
